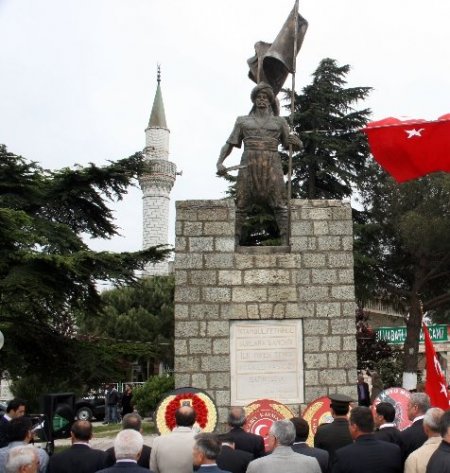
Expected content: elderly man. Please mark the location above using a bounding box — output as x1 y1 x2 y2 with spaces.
404 407 443 473
150 405 196 473
5 445 39 473
105 413 151 469
217 82 302 245
332 407 402 473
247 419 320 473
0 400 26 448
226 407 264 459
0 417 48 473
192 433 231 473
47 420 106 473
400 392 430 458
97 429 150 473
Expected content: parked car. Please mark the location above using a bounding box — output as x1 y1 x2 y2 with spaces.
75 394 105 421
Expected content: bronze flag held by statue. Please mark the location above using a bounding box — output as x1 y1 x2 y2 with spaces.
247 1 308 95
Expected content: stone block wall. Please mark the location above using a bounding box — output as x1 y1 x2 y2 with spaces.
174 198 357 424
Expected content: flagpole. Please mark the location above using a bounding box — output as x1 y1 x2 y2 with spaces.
287 0 299 246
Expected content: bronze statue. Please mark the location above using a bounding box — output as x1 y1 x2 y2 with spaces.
217 82 302 245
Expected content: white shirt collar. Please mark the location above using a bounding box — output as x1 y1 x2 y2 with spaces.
379 423 396 429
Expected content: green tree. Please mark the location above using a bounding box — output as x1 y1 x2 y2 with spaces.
283 58 372 200
78 276 175 376
357 166 450 388
132 375 174 416
0 145 170 396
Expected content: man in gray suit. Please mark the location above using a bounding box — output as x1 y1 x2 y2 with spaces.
247 420 321 473
150 405 197 473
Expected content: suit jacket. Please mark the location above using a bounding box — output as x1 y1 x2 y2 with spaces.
247 445 321 473
314 418 353 465
48 443 107 473
400 418 427 459
404 436 441 473
150 426 196 473
105 445 151 469
357 382 371 407
292 442 329 473
331 434 402 473
217 445 253 473
0 416 10 448
426 439 450 473
97 460 152 473
227 428 265 458
373 425 404 450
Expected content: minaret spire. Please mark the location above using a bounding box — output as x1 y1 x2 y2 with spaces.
140 65 177 276
148 65 167 129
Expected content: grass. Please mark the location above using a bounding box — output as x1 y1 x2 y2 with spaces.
93 420 157 438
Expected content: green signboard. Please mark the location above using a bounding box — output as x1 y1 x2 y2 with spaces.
375 324 448 345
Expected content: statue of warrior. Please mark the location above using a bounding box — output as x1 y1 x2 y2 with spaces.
217 82 302 245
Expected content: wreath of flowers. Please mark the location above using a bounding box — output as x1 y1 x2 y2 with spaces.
155 389 218 435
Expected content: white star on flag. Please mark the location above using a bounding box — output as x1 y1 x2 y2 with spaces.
405 128 425 138
434 356 443 376
440 383 448 396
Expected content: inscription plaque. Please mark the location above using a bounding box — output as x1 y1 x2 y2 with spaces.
230 320 304 405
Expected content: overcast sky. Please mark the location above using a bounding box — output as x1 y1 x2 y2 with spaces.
1 0 449 254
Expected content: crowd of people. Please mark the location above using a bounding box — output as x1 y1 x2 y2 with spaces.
1 392 450 473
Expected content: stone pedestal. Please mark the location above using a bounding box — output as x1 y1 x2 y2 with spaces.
174 198 357 424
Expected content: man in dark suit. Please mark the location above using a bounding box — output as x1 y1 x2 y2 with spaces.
332 406 402 473
400 392 430 459
373 402 403 449
314 394 353 465
0 399 26 448
290 417 329 473
226 407 265 458
97 429 151 473
105 413 151 469
357 375 370 407
216 433 253 473
193 433 231 473
47 420 106 473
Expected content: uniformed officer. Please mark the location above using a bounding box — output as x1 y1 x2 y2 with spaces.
313 394 354 465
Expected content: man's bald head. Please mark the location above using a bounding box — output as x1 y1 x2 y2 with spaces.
228 407 246 428
175 405 196 427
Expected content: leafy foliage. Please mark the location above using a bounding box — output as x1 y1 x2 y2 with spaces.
132 375 175 416
355 308 403 388
0 145 170 396
357 164 450 378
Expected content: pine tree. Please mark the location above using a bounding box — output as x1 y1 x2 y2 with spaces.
283 58 372 199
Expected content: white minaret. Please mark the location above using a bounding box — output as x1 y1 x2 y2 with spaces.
140 67 176 276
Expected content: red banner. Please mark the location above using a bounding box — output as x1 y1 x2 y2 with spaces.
423 323 450 409
363 114 450 182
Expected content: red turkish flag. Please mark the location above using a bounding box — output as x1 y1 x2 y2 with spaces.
423 323 450 409
363 114 450 182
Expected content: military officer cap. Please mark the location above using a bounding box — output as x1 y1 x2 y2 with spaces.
329 394 354 408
